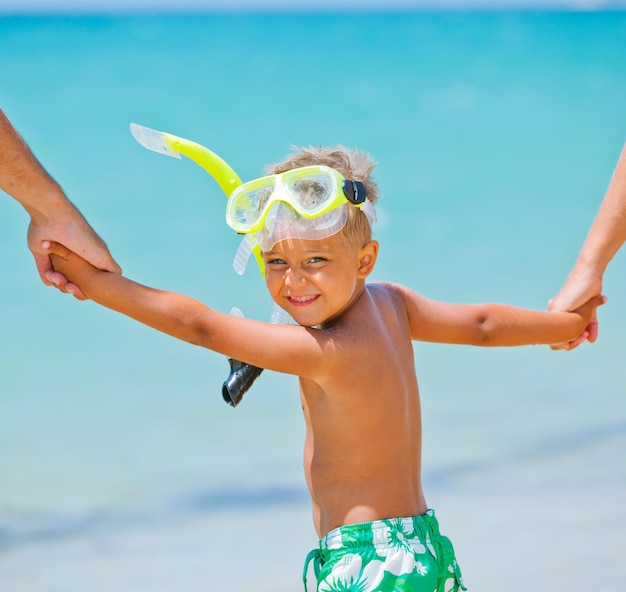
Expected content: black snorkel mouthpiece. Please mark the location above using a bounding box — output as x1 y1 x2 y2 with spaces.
222 359 264 407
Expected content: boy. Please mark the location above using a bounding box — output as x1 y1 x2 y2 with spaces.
47 145 603 592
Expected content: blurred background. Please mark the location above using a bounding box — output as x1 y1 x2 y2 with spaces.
1 2 625 591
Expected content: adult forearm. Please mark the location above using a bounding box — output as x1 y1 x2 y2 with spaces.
574 142 626 275
0 109 66 217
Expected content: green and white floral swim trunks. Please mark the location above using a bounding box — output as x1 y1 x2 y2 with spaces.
303 510 466 592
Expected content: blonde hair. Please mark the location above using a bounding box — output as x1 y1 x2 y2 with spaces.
265 145 378 249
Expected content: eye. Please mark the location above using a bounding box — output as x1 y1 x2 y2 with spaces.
266 257 287 266
308 256 327 264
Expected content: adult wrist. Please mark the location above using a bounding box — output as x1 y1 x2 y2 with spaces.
25 184 72 225
571 253 606 283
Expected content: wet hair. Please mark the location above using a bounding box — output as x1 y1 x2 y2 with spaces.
265 145 378 249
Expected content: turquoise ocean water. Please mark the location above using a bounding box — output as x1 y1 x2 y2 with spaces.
1 11 626 592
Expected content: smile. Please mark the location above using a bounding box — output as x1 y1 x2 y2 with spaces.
287 294 319 307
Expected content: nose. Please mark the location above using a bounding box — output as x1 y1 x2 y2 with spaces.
285 265 306 287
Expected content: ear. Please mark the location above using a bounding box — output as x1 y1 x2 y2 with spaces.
357 240 379 279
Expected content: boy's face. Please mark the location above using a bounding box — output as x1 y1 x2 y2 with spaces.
263 232 377 328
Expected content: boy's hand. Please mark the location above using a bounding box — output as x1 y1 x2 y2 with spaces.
548 268 603 350
44 241 98 300
565 294 607 347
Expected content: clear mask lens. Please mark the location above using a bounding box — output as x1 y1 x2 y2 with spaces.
229 177 276 229
286 172 335 212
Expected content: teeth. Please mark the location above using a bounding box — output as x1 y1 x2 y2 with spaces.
290 295 316 303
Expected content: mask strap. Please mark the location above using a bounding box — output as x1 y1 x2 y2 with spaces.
361 199 377 227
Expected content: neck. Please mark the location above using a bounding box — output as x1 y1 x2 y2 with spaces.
317 283 366 330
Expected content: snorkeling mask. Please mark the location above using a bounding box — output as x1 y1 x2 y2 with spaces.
227 165 371 241
226 165 376 274
129 123 375 406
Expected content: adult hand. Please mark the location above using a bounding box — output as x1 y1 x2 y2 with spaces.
27 198 121 300
1 108 121 299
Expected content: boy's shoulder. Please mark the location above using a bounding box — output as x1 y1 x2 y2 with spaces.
365 281 428 319
365 281 415 312
366 280 412 299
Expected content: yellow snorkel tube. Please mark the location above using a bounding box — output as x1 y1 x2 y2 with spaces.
130 123 242 197
130 123 267 407
130 123 266 276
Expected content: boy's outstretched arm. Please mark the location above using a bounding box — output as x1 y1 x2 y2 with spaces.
47 241 226 348
46 242 335 379
391 283 606 347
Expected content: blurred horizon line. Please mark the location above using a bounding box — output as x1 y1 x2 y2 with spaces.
2 0 626 17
